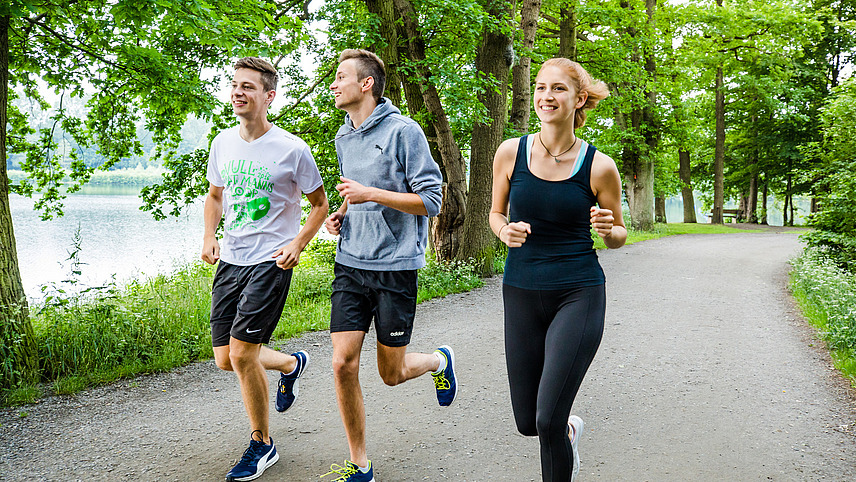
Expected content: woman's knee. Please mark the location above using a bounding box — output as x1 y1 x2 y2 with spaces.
535 411 565 439
514 415 538 437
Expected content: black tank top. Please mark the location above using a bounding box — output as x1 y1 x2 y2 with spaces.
503 135 605 290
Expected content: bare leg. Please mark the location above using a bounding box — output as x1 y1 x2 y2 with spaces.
259 346 297 373
213 344 297 374
331 331 368 467
229 338 271 444
375 343 440 386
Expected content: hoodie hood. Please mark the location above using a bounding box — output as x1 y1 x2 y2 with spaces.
344 97 400 134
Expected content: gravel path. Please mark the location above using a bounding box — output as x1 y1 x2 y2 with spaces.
2 229 854 481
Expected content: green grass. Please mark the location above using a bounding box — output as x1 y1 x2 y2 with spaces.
4 239 482 405
789 247 856 385
4 386 40 406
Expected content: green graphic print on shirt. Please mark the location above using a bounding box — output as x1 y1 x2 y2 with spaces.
220 159 275 230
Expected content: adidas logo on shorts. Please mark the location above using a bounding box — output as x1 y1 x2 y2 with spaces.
390 331 405 337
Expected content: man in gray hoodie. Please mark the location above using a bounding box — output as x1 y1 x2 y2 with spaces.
321 49 456 482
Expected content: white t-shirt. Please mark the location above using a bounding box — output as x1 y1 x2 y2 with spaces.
206 125 323 266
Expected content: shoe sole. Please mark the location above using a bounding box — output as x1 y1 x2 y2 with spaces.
276 351 309 412
438 345 457 406
291 350 310 406
227 450 279 482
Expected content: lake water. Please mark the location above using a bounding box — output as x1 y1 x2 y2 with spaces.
664 194 807 227
10 186 807 300
10 185 204 300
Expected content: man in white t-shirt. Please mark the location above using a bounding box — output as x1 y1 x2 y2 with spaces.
201 57 328 482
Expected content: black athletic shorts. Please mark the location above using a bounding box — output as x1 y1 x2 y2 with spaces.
210 260 293 347
330 263 417 347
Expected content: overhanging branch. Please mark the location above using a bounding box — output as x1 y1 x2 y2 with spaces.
270 65 335 122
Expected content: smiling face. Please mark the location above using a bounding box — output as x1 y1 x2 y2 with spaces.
534 65 587 125
330 59 369 111
231 68 275 121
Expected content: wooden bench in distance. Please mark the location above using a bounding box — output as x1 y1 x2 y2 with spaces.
707 208 744 222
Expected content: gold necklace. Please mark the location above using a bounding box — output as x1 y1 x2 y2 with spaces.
538 133 578 163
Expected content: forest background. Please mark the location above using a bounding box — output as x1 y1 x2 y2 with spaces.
1 0 855 401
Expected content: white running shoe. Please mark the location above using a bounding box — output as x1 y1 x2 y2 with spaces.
569 415 585 481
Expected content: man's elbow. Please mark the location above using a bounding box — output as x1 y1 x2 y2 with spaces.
419 192 442 217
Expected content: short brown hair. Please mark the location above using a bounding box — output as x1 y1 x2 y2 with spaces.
234 57 278 92
338 49 386 101
536 58 609 129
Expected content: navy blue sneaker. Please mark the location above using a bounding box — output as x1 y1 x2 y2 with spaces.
276 350 309 412
432 346 457 406
321 460 374 481
226 432 279 481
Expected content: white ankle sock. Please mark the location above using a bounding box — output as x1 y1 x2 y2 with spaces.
282 360 299 376
432 352 446 374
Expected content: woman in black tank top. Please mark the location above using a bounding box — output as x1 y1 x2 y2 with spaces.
489 58 627 481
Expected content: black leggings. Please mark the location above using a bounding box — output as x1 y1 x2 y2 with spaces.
503 283 606 482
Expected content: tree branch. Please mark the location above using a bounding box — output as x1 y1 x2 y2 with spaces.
541 13 559 25
23 16 137 78
269 65 335 122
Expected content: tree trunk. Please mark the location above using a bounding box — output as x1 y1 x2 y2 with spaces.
510 0 541 133
785 174 793 226
712 65 725 224
654 196 666 223
614 104 654 231
400 69 444 256
712 0 725 224
394 0 467 261
558 1 577 60
364 0 403 108
458 0 512 275
640 0 658 229
391 18 443 171
789 197 795 226
760 182 768 225
616 0 656 231
748 171 758 224
0 16 38 390
746 118 758 223
678 149 696 223
783 193 789 226
624 150 655 230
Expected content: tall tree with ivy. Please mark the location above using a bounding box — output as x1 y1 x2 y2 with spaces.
0 0 310 392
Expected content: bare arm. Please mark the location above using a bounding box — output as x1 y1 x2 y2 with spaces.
201 184 224 264
489 139 531 247
590 152 627 249
336 176 428 215
274 185 330 270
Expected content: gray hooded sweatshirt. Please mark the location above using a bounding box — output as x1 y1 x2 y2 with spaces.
334 98 443 271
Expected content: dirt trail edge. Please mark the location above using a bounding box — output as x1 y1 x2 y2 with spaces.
2 230 855 481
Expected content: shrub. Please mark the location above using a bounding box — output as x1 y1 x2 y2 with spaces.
790 247 856 381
